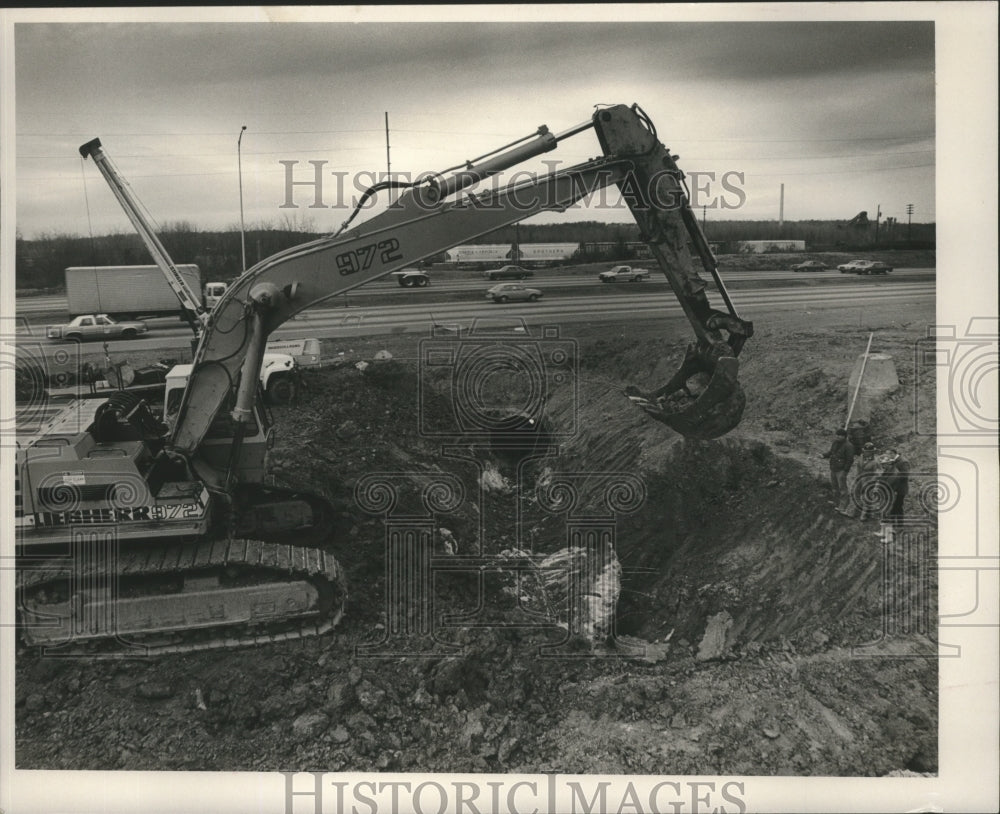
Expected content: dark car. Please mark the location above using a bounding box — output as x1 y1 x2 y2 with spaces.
483 265 533 281
791 260 828 272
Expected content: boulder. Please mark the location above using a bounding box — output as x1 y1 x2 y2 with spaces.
847 353 899 422
696 611 734 662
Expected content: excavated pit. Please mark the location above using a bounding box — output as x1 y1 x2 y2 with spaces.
16 331 940 776
321 358 932 658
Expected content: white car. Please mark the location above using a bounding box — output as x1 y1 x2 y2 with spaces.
47 313 149 342
837 260 892 275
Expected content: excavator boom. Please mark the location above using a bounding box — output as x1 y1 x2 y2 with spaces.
173 104 752 471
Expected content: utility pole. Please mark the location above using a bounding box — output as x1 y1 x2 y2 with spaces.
384 112 391 205
238 125 247 273
874 203 881 245
906 203 914 242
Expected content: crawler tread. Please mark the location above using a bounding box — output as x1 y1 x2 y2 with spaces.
18 539 346 655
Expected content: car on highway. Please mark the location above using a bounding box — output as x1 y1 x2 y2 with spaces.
46 313 149 342
483 265 533 281
598 265 651 282
485 283 543 303
837 260 893 275
791 260 829 272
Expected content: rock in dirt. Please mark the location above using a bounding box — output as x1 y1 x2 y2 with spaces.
431 658 488 702
292 712 329 739
480 464 510 493
326 680 356 711
438 527 458 555
336 420 360 441
536 546 621 641
412 687 433 709
355 680 386 712
812 629 830 647
498 736 520 764
135 681 175 700
330 725 350 744
696 611 734 662
374 350 393 361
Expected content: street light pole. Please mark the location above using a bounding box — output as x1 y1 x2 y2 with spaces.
238 125 247 273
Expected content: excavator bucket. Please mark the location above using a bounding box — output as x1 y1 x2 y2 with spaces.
587 103 755 441
625 349 746 441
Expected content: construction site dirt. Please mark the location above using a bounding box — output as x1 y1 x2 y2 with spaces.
14 296 938 777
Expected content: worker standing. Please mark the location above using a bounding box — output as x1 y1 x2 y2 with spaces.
876 448 909 542
823 428 855 511
840 442 880 519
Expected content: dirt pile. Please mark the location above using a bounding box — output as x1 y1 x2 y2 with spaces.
15 321 938 775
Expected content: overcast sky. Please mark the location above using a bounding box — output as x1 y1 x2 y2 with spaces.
13 16 936 238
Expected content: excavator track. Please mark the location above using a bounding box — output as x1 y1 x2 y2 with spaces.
18 538 346 656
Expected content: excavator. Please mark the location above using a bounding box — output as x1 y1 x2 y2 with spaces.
15 103 752 654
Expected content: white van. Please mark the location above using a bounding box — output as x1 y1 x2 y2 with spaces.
203 281 228 309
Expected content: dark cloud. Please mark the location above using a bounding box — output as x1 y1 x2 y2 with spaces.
13 19 937 234
663 21 933 80
17 20 933 90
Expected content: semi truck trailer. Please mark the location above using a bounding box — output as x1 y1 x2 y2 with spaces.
64 264 203 320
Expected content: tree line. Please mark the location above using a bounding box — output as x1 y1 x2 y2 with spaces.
16 217 935 292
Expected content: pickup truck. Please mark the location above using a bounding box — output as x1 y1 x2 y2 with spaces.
391 269 430 287
598 265 651 282
46 313 149 342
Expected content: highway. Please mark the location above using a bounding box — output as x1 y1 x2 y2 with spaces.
13 267 935 315
16 273 935 361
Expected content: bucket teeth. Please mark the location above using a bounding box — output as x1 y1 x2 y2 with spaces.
626 356 745 440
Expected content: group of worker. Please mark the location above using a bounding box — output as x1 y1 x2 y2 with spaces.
824 427 910 542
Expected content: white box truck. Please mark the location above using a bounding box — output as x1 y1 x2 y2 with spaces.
64 264 202 320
